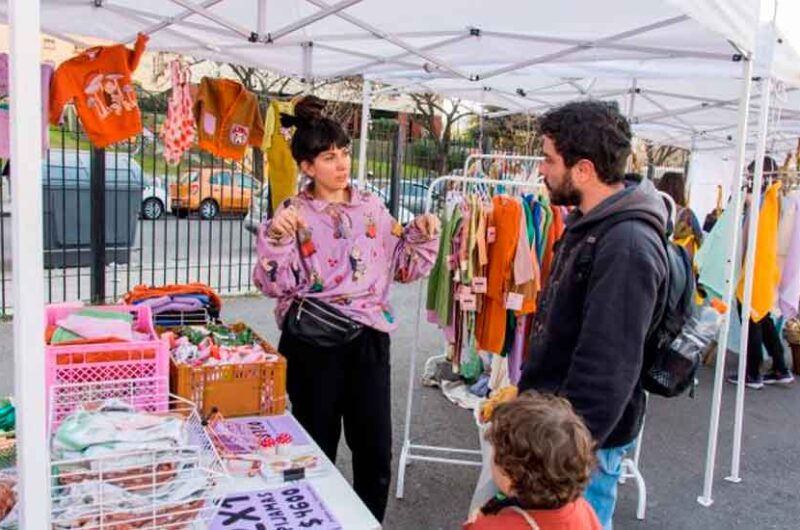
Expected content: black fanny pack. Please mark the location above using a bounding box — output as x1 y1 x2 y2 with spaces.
283 297 364 348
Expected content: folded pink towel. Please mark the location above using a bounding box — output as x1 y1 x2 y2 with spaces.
56 314 134 342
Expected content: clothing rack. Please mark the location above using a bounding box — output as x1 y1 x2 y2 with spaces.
396 170 649 522
396 175 546 502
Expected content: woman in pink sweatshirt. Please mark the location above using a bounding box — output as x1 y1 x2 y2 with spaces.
253 96 439 522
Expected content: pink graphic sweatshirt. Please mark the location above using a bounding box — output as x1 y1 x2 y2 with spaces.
254 185 439 333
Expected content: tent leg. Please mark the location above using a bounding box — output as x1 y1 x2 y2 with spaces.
698 57 754 507
728 76 773 485
728 18 779 484
357 78 371 188
9 0 50 527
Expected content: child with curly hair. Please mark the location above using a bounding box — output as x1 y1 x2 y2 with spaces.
465 392 602 530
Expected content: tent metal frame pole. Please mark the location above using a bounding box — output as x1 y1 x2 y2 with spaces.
357 78 371 188
305 0 473 80
10 0 50 526
269 0 363 43
257 0 267 33
479 16 689 80
312 42 422 71
729 20 778 484
479 27 733 62
396 172 544 500
131 0 222 41
698 55 754 508
333 33 474 78
168 0 256 40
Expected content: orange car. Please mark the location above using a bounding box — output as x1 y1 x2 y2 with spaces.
170 169 261 219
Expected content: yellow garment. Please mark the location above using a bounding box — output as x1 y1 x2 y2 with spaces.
736 182 782 323
262 100 298 211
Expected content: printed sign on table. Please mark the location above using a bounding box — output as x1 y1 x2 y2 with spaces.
216 415 311 454
211 483 342 530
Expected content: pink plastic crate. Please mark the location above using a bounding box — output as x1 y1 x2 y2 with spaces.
45 303 169 412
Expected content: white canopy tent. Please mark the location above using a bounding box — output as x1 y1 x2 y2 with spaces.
2 0 799 527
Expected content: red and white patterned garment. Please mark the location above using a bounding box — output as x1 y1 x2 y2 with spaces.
161 60 196 165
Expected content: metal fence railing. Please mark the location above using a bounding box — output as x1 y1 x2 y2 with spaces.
0 99 541 316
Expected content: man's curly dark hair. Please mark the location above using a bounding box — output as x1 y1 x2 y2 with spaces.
538 100 632 185
486 392 596 510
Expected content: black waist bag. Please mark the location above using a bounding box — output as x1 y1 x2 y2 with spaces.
283 297 365 348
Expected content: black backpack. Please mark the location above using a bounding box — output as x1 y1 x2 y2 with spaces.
578 214 698 398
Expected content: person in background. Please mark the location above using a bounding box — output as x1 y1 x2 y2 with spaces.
657 171 704 260
253 96 440 521
464 392 602 530
518 100 668 530
727 156 794 389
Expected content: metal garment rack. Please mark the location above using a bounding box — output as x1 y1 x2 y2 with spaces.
395 173 546 499
396 170 653 522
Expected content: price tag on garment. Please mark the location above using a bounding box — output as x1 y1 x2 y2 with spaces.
471 277 487 293
487 227 497 243
461 293 478 312
505 292 524 311
458 285 473 300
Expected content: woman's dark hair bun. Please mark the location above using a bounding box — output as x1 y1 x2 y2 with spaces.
279 95 325 128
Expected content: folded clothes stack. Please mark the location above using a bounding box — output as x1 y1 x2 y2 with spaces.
50 400 214 530
164 324 278 367
46 308 149 346
124 283 222 325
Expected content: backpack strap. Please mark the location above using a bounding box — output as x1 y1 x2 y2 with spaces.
573 214 670 340
509 506 540 530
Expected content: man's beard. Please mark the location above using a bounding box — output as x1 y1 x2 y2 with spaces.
546 168 581 206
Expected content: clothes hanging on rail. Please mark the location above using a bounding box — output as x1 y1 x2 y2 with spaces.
777 189 800 319
426 189 567 389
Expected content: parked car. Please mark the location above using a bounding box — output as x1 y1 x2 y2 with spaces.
141 176 170 220
244 181 415 235
170 169 260 220
388 179 440 215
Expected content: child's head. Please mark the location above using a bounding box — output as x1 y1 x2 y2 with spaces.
485 391 596 510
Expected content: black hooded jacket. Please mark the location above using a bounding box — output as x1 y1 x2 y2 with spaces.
518 179 668 448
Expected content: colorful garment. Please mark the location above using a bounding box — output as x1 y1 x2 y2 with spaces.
0 54 52 157
254 185 438 333
263 99 299 211
194 77 264 161
160 60 195 165
736 182 782 322
50 34 148 148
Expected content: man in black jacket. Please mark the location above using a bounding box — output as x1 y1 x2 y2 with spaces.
518 101 668 529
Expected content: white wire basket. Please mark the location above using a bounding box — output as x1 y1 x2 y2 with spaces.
48 377 227 530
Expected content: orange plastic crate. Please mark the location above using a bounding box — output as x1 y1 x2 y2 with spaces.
169 323 287 418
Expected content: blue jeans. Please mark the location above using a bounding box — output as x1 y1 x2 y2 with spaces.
584 441 636 530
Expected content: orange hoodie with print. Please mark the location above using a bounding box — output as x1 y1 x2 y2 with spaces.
50 34 148 148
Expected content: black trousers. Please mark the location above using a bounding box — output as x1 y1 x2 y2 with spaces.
738 304 789 378
278 325 392 522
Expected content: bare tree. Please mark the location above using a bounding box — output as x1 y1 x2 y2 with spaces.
476 110 539 154
644 142 688 167
409 93 475 174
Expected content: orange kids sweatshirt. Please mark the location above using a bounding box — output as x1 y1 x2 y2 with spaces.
50 34 148 148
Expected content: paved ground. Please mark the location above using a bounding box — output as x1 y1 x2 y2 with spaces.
1 283 798 529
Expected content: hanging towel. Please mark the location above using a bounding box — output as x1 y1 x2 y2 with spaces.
736 182 782 322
